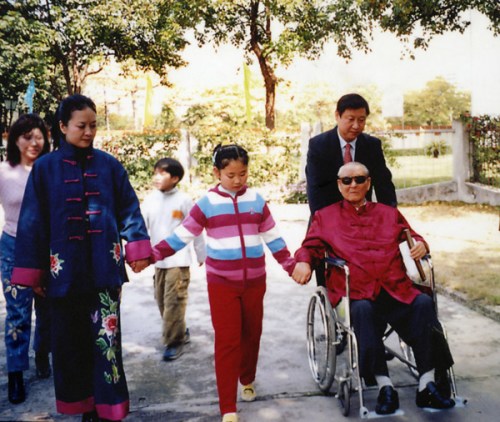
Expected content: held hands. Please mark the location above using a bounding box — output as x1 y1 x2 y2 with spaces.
129 258 150 273
410 241 427 261
292 262 312 285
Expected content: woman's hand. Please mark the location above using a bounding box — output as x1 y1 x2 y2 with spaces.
129 258 150 273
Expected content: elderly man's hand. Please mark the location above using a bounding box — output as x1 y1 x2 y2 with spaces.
410 241 427 261
292 262 311 285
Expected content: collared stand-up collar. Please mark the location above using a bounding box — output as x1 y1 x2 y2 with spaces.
58 139 94 161
212 184 248 198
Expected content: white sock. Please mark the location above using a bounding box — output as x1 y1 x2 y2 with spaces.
375 375 393 390
419 370 435 392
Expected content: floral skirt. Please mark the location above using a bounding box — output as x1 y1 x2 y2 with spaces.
50 288 129 421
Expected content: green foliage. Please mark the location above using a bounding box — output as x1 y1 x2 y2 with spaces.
96 111 135 131
461 113 500 187
100 131 181 192
0 0 190 118
158 104 179 130
403 77 471 126
424 139 450 158
171 0 497 130
0 2 64 124
182 97 301 201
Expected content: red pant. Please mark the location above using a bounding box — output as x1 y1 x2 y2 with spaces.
208 282 266 415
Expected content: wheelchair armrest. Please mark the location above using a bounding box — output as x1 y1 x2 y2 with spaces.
325 256 346 268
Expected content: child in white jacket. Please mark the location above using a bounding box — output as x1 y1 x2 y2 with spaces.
141 158 205 361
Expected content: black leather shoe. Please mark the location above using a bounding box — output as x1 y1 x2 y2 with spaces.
8 371 26 404
35 352 51 379
435 368 452 399
416 381 455 409
375 385 399 415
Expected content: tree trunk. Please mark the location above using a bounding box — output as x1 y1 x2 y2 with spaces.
261 60 276 130
249 1 277 130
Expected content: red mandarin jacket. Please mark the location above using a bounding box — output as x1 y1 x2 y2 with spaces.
295 200 427 306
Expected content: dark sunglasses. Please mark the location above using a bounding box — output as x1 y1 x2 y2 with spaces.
338 175 368 185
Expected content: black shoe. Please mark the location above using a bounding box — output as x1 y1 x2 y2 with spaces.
416 381 455 409
8 371 26 404
81 410 99 422
435 368 452 399
162 344 184 361
375 385 399 415
35 352 51 379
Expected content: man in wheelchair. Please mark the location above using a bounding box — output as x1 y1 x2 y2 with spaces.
292 162 455 415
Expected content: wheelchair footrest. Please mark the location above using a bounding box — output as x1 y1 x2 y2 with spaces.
420 395 468 412
362 409 405 419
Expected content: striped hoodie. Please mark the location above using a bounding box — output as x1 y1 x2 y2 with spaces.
151 185 295 286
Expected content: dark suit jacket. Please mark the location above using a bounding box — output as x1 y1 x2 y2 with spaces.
306 127 397 214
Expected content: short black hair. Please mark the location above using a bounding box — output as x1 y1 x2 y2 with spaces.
336 93 370 117
154 157 184 183
212 144 249 170
52 94 97 148
7 113 50 166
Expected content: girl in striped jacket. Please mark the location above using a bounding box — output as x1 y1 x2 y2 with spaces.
151 144 303 422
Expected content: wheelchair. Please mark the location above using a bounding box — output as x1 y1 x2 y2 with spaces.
306 254 465 418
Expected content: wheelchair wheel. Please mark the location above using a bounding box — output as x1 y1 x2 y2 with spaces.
307 287 337 392
399 338 419 379
338 380 351 416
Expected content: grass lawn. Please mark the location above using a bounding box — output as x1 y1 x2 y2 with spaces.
391 154 453 189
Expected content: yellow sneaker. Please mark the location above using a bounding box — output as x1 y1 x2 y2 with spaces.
222 412 238 422
241 383 256 402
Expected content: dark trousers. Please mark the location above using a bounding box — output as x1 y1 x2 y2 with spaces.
34 294 51 356
350 289 453 381
50 288 129 421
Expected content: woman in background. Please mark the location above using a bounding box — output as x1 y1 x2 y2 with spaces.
0 114 51 404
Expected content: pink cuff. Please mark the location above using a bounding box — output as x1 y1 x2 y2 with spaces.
294 249 312 265
150 240 175 264
11 267 46 288
125 239 152 263
56 396 95 414
96 400 130 420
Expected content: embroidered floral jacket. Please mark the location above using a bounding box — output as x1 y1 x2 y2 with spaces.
11 140 151 297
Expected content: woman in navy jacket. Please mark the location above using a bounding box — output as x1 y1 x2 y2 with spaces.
12 95 151 422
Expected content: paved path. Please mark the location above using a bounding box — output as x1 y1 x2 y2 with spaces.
1 206 500 421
